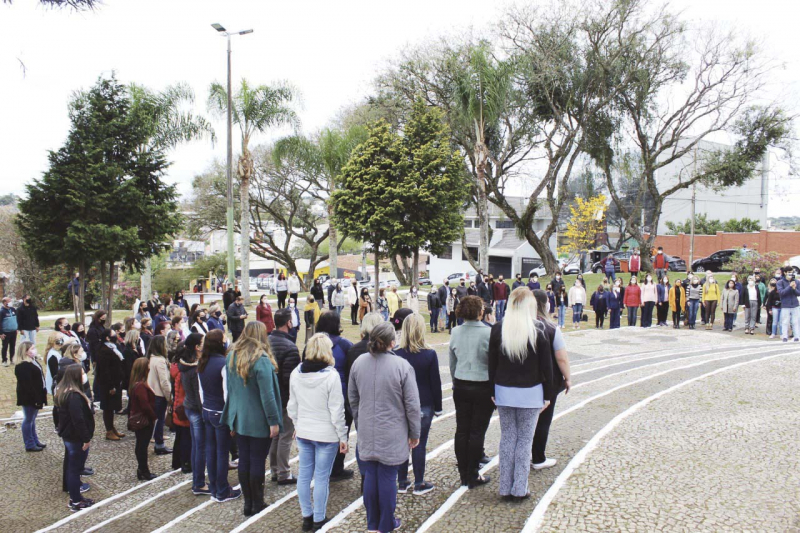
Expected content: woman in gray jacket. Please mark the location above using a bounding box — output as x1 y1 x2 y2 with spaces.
349 322 420 533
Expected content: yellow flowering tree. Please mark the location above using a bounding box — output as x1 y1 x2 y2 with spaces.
559 195 607 262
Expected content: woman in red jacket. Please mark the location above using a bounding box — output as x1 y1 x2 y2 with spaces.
623 277 642 327
171 336 197 473
256 295 275 333
129 358 158 480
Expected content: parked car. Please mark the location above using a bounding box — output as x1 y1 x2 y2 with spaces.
654 254 686 273
591 251 632 274
691 249 740 272
418 277 432 286
527 258 546 278
560 261 581 275
447 271 477 282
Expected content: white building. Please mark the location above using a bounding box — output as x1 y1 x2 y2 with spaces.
428 197 556 282
656 138 769 235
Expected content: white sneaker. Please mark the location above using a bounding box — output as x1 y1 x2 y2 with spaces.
769 335 774 339
532 458 557 470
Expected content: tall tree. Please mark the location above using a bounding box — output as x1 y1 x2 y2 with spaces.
208 79 300 305
331 121 405 299
586 0 794 272
129 82 215 299
17 75 181 322
272 125 368 280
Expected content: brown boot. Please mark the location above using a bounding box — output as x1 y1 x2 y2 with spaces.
106 430 121 441
113 427 126 438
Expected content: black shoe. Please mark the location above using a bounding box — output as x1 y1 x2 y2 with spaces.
302 516 314 532
514 492 531 501
312 518 329 531
36 443 47 449
154 447 172 456
277 476 298 486
468 475 491 489
478 455 491 467
80 468 95 476
25 446 44 452
271 474 278 482
181 465 193 474
239 470 252 516
330 469 354 482
137 469 158 481
501 494 515 502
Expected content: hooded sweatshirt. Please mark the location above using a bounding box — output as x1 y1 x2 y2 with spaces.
287 361 347 443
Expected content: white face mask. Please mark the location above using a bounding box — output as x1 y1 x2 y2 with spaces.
748 280 755 286
82 373 88 384
79 350 87 362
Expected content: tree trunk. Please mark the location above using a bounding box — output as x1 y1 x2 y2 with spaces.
99 261 107 312
107 261 115 324
390 255 408 286
78 261 86 324
399 256 413 286
361 245 368 281
461 232 481 273
412 249 419 288
239 152 253 307
525 229 560 275
475 143 490 273
374 248 380 302
328 178 338 281
140 256 152 302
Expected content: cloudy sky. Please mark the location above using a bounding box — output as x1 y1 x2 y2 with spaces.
1 0 798 216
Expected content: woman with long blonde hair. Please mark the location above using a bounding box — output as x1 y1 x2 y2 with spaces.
14 340 46 452
394 312 442 494
222 321 282 516
488 288 554 501
288 333 348 530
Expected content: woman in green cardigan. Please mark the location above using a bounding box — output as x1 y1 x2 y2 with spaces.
222 321 283 517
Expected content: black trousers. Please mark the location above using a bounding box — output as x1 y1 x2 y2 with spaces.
656 302 669 324
453 381 494 485
103 408 115 431
532 394 558 464
350 304 359 325
231 329 243 342
641 301 655 327
672 310 682 327
289 293 299 305
1 331 17 362
277 291 287 309
135 426 152 473
332 404 353 475
595 311 606 328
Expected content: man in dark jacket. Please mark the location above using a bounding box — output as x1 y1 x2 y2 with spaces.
327 280 336 311
512 273 525 291
268 309 300 484
427 288 441 333
226 295 248 342
437 280 450 330
0 297 18 366
17 295 40 345
777 268 800 342
456 278 469 300
493 276 510 322
477 279 492 307
223 284 238 313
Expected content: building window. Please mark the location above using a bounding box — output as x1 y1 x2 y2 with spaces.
464 219 474 228
496 220 514 229
462 246 479 261
439 245 452 259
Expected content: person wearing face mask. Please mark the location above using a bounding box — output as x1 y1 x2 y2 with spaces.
628 249 641 281
14 341 47 451
605 278 625 329
310 278 326 308
359 288 375 322
701 274 721 330
590 285 607 329
493 276 510 322
603 254 618 282
728 273 743 328
686 277 703 329
71 321 91 372
288 273 302 304
16 295 39 345
456 278 469 300
640 274 658 328
568 280 586 330
227 295 249 342
94 328 126 441
512 273 525 291
527 275 541 292
653 247 669 281
467 281 478 297
191 309 210 336
669 277 685 329
765 279 781 338
255 295 275 334
287 298 301 343
85 310 108 368
623 277 641 327
152 304 169 333
741 276 762 335
656 277 671 327
45 331 66 395
721 280 740 332
0 297 18 367
327 278 337 311
551 272 565 299
206 304 225 331
438 280 451 329
755 274 767 325
349 280 363 326
546 285 556 317
406 286 420 313
777 267 800 342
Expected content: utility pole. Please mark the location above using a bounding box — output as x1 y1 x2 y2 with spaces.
689 145 698 267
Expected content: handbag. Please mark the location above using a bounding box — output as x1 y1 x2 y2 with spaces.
127 411 148 432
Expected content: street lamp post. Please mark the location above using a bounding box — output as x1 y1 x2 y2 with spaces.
211 23 253 291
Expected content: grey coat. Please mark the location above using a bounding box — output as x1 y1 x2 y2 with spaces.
348 351 421 465
448 320 491 382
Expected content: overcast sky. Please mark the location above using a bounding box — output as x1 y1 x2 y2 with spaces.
1 0 798 216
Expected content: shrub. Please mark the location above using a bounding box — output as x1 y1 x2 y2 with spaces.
113 280 140 311
154 268 191 297
724 251 784 278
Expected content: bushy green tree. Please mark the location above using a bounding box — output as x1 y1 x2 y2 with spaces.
666 215 762 235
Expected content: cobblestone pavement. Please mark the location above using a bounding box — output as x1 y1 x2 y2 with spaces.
9 326 799 533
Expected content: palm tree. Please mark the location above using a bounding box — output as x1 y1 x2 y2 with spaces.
450 43 514 273
273 125 367 283
129 82 215 304
208 79 300 305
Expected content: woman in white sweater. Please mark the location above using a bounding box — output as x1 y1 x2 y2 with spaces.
567 280 587 330
287 333 348 531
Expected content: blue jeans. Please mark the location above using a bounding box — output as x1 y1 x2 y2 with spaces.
202 409 232 499
430 308 440 330
359 457 399 533
335 305 343 316
572 303 583 324
381 310 389 321
64 440 88 503
687 300 700 326
20 330 36 344
606 269 616 282
772 308 782 336
237 434 270 477
558 304 566 327
398 405 433 487
724 313 735 331
627 307 638 326
444 305 450 328
609 308 621 329
185 407 206 490
153 396 168 449
495 299 507 322
22 406 40 450
297 438 338 522
781 306 800 340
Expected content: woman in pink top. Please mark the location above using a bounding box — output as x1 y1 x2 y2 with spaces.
639 274 658 328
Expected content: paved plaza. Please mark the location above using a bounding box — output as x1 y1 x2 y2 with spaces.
2 328 799 532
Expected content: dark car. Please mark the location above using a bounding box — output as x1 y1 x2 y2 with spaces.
652 254 686 273
691 249 739 272
591 251 632 274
